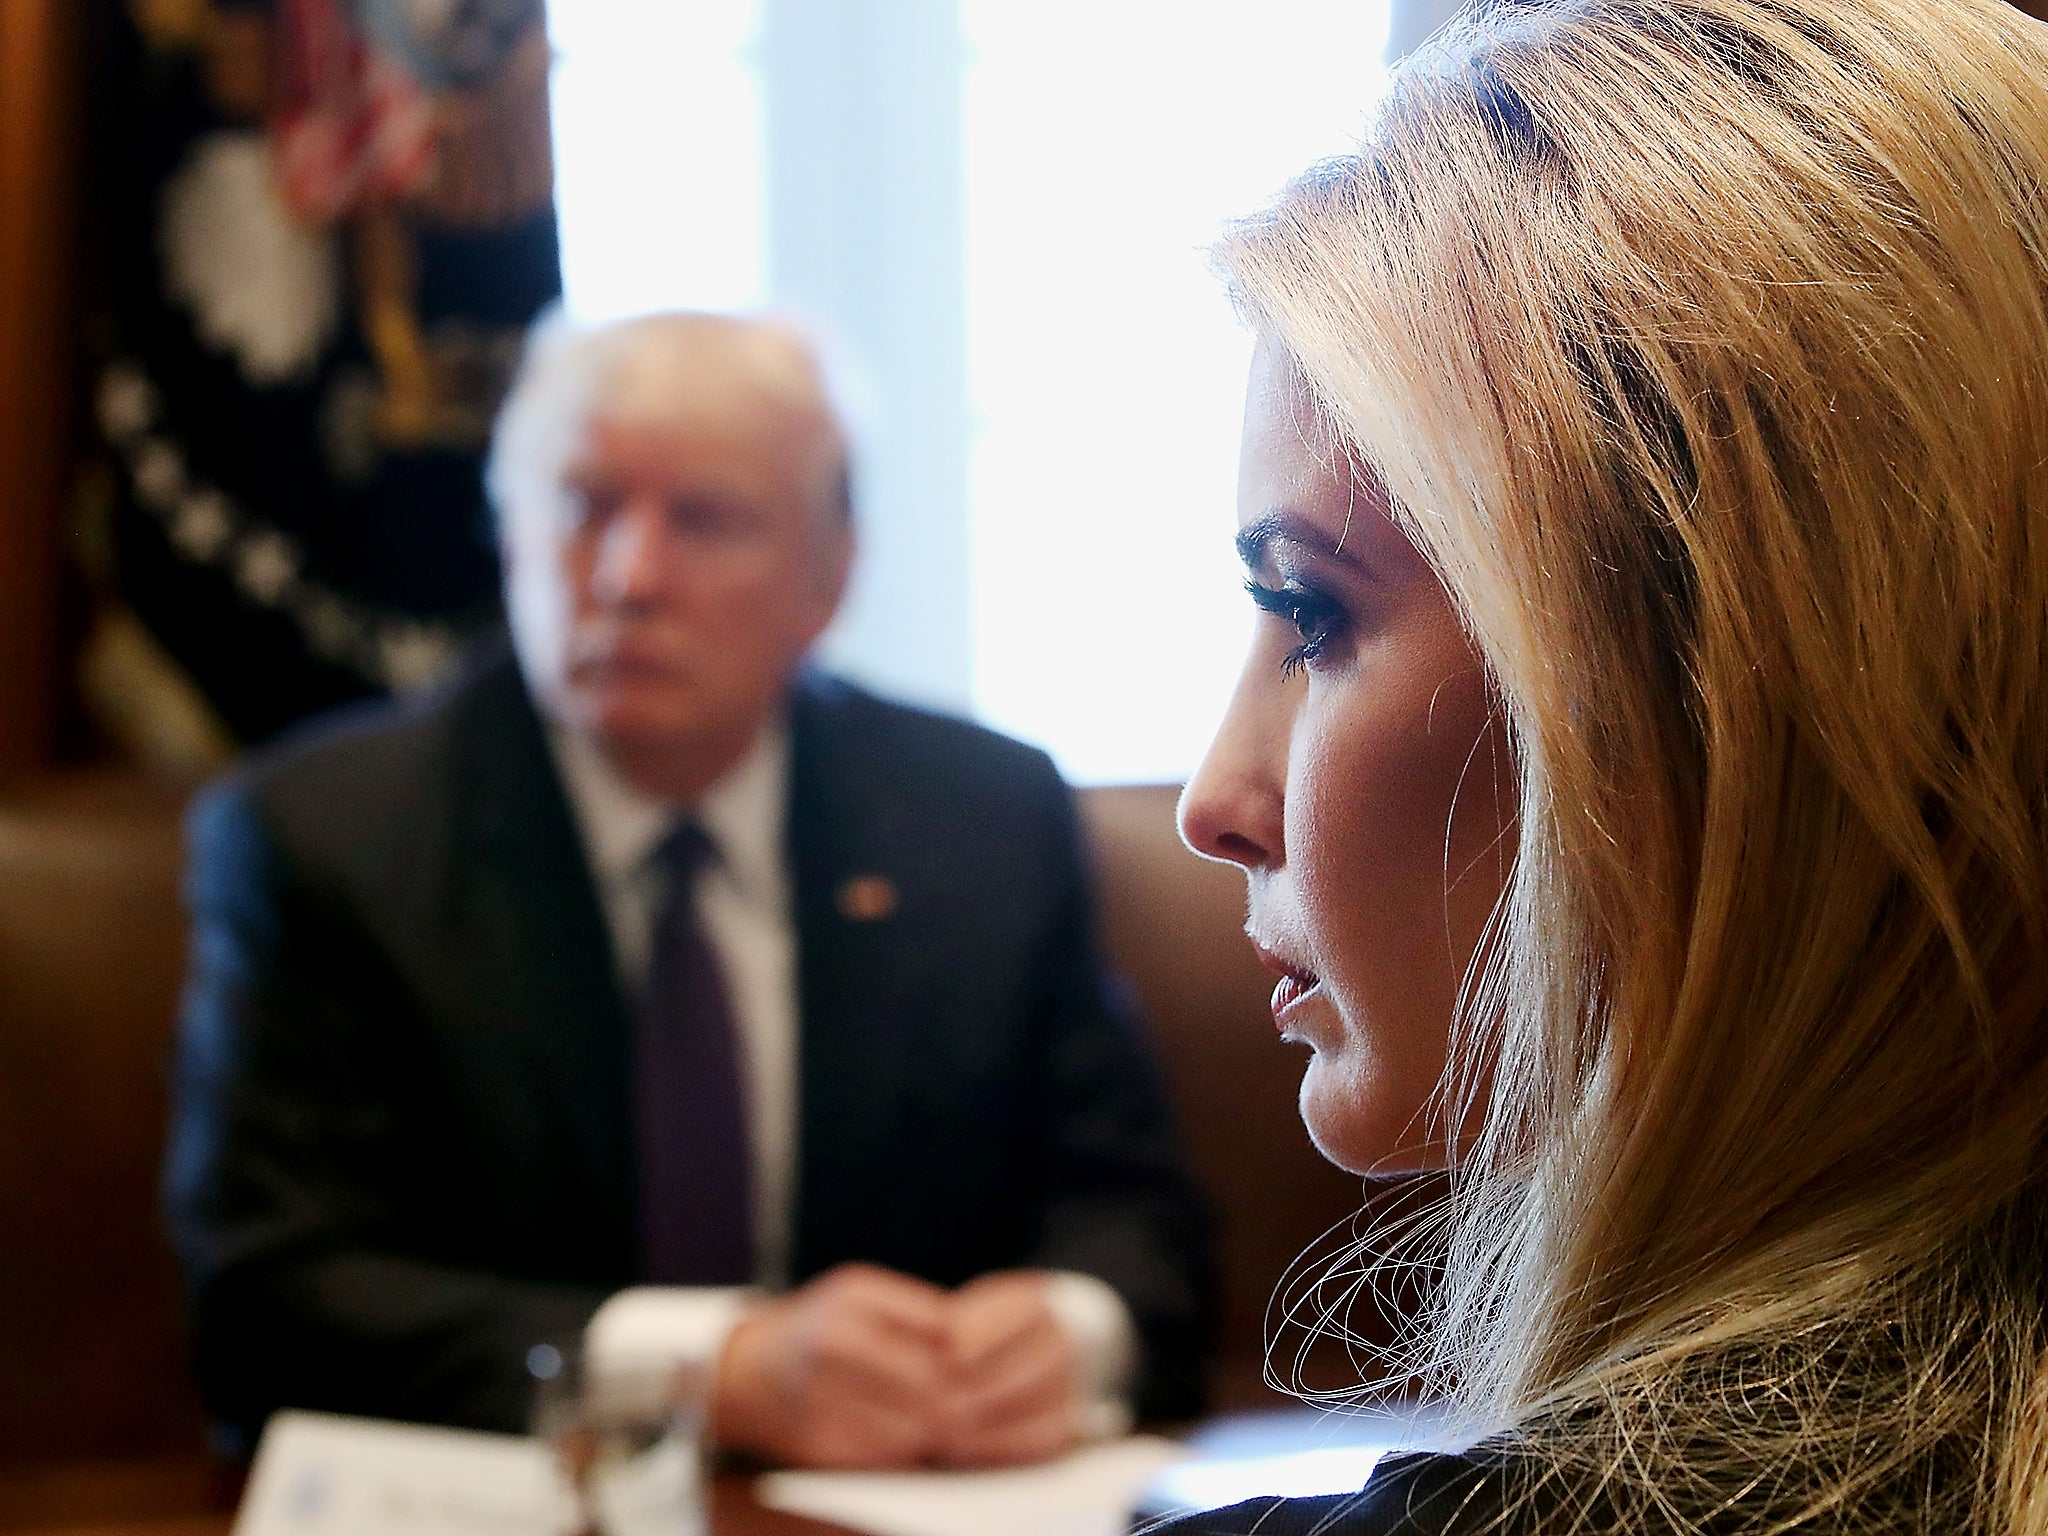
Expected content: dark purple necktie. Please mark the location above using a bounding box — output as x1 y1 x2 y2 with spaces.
635 822 755 1285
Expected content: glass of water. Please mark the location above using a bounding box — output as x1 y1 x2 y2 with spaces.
529 1342 710 1536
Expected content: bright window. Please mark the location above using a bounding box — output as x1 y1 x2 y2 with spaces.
547 0 764 319
962 5 1390 782
549 3 1390 782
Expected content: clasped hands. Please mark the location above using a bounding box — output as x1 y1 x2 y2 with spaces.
710 1263 1085 1470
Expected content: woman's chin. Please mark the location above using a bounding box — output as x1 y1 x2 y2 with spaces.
1298 1055 1450 1176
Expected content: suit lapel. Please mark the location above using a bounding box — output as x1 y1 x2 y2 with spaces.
450 651 637 1259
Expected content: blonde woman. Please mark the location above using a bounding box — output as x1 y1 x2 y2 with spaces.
1168 0 2048 1529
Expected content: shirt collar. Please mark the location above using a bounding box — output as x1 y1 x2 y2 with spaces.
550 717 791 909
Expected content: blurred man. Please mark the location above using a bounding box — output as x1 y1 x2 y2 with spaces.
167 313 1213 1466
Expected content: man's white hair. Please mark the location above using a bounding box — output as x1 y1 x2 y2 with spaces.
484 307 862 536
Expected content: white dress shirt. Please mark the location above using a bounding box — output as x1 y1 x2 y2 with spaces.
546 720 1137 1438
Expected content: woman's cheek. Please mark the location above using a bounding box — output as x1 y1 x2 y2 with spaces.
1283 670 1478 1174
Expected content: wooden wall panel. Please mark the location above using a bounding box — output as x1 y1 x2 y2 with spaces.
0 0 79 778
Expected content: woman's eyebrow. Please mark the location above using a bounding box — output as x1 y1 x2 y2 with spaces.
1235 511 1368 570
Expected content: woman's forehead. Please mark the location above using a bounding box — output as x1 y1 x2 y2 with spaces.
1241 338 1389 533
1245 336 1323 428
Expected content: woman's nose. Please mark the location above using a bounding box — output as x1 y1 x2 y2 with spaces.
1178 660 1286 871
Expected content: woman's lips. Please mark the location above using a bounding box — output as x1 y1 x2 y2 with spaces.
1251 942 1321 1030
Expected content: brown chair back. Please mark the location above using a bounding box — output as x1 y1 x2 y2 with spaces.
0 774 218 1521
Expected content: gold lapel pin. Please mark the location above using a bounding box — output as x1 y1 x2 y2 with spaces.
835 874 899 923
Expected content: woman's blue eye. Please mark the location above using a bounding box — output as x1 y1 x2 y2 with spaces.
1245 579 1343 677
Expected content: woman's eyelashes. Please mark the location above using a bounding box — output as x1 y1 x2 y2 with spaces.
1245 577 1347 677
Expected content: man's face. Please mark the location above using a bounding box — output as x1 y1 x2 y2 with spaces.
506 363 850 797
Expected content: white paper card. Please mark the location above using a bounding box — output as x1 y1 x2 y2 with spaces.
233 1410 575 1536
587 1431 699 1536
755 1436 1189 1536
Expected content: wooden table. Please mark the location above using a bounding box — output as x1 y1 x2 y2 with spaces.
8 1473 861 1536
3 1401 1425 1536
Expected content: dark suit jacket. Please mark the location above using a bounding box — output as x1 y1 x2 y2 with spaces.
166 646 1214 1446
1154 1453 1514 1536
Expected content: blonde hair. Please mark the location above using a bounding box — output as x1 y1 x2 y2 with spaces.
1220 0 2048 1527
